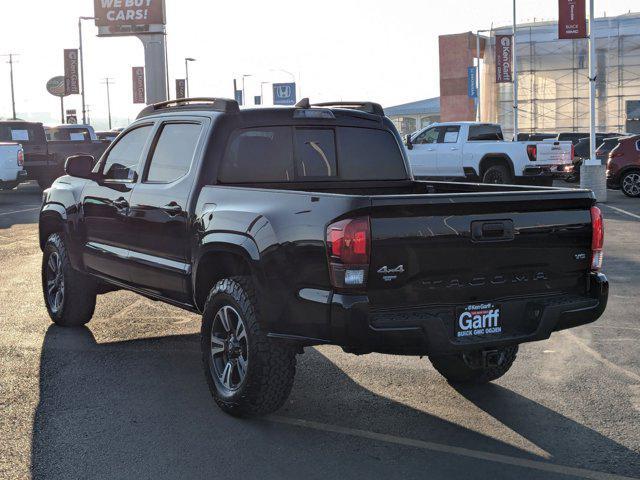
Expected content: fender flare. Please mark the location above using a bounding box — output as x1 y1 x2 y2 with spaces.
39 203 68 249
478 154 516 178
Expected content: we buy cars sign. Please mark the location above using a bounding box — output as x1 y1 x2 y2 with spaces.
94 0 165 26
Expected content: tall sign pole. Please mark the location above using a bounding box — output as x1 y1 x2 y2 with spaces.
587 0 597 167
512 0 518 140
78 17 96 125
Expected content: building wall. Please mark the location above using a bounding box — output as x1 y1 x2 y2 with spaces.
438 32 484 122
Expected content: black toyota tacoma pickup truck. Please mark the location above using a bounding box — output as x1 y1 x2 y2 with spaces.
39 98 608 416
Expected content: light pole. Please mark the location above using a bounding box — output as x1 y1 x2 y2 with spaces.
102 77 113 130
79 16 96 125
260 81 269 105
270 68 295 82
185 57 196 97
242 74 252 106
2 54 18 119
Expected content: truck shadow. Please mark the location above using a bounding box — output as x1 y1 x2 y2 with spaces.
31 325 639 479
0 182 41 229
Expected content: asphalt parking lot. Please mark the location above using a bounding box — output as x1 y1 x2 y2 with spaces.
0 181 639 480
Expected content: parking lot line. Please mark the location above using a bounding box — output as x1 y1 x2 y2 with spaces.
601 204 640 221
270 416 639 480
0 207 40 216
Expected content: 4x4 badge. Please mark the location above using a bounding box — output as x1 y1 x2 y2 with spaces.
377 265 405 274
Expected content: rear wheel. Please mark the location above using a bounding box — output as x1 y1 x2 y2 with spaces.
482 165 512 184
201 276 297 416
621 171 640 198
429 345 518 384
42 233 97 326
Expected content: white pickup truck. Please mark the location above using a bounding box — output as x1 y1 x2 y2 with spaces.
0 142 26 190
405 122 573 186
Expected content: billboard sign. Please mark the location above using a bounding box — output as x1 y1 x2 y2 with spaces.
95 0 165 36
495 35 513 83
558 0 587 39
273 83 296 105
46 76 67 97
467 66 477 98
132 67 145 104
175 79 186 99
64 49 80 95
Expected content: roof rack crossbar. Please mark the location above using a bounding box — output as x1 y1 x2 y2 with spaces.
136 97 239 119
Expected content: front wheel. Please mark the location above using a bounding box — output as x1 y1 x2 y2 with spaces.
201 277 297 416
621 171 640 198
42 233 97 326
429 345 518 384
0 181 19 191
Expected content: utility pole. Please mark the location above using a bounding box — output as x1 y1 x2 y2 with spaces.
102 78 113 130
512 0 518 140
242 74 252 106
260 81 269 105
79 17 96 125
2 54 18 119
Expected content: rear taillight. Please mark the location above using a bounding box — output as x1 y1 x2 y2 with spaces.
609 149 623 159
570 143 575 161
590 206 604 271
526 144 537 161
326 216 370 288
17 149 24 166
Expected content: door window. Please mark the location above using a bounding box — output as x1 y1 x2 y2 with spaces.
102 125 153 181
414 127 439 145
145 123 203 183
439 126 460 143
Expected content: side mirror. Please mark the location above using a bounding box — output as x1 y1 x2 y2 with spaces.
65 154 96 179
405 134 413 150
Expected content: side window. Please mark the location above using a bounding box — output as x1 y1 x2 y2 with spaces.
439 126 460 143
414 127 439 145
145 123 203 183
218 127 293 183
294 128 337 178
102 125 153 181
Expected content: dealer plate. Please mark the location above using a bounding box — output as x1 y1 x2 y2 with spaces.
455 303 503 339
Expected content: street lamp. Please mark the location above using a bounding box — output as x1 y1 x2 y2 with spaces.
260 81 270 105
241 74 252 106
269 68 295 82
79 16 96 125
185 57 196 97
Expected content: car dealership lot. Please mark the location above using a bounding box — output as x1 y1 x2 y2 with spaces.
0 182 639 480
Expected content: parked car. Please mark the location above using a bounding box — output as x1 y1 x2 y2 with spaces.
0 121 109 189
39 97 608 416
565 135 620 183
0 142 26 190
606 135 640 197
516 132 556 141
556 132 620 145
406 122 573 186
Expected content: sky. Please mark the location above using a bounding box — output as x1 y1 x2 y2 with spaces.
0 0 636 129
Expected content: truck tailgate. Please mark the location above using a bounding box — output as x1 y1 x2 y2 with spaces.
368 190 594 311
536 141 572 165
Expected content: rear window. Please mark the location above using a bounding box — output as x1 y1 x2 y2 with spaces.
218 126 406 183
468 124 503 141
47 128 90 141
0 124 44 144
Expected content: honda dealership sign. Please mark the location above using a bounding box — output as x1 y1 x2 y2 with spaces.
558 0 586 39
495 35 513 83
63 49 79 95
273 83 296 105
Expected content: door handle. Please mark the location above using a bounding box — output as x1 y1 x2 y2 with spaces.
450 147 459 151
163 202 183 215
113 197 129 209
427 148 435 151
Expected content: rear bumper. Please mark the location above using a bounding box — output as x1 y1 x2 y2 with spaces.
521 165 570 178
329 272 608 356
0 169 27 184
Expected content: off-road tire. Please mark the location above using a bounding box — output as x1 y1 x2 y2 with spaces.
482 165 512 184
42 233 97 326
201 276 297 416
429 345 519 385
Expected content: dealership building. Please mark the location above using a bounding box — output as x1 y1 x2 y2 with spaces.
439 11 640 136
